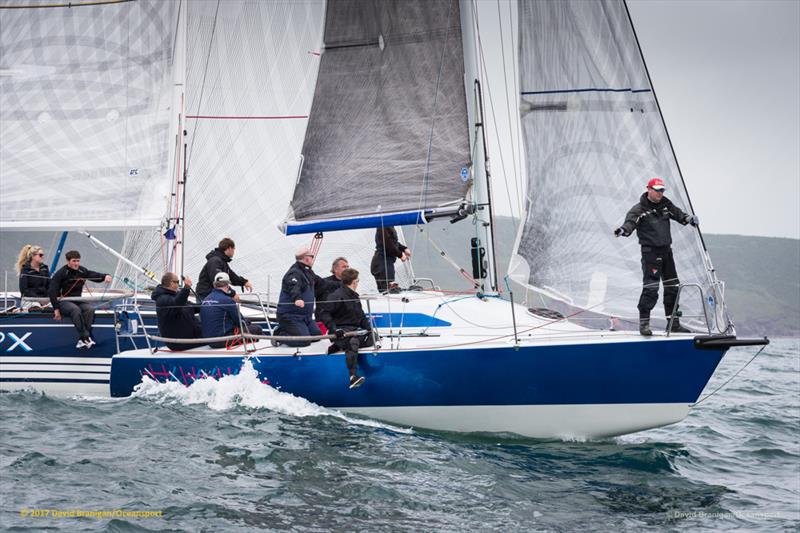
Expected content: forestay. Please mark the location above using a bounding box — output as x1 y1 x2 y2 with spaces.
510 0 719 328
283 0 472 232
0 0 178 230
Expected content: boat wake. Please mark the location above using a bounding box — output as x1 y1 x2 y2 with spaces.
131 360 413 434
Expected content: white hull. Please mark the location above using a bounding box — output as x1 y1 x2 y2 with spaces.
344 403 692 440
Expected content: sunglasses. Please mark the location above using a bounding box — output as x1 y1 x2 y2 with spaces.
34 253 45 257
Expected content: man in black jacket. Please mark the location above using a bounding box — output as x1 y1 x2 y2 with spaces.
615 178 699 336
314 256 348 321
370 226 411 292
195 237 253 300
318 268 374 389
151 273 206 351
49 250 111 349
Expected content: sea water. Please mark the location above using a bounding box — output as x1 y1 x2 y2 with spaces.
1 339 798 532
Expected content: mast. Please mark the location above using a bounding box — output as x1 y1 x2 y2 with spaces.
167 0 188 279
460 0 499 294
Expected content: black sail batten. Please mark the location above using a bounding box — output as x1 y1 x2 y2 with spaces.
284 0 472 233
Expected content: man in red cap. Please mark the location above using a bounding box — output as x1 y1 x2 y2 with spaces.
614 177 699 335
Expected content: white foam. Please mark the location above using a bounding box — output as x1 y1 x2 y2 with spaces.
132 360 412 434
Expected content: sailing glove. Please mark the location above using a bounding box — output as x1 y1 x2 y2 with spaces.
688 215 700 227
334 328 345 339
614 227 624 237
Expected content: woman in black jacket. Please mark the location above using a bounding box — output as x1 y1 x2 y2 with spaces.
15 244 50 310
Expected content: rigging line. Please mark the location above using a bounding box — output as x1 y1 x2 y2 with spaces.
470 0 519 221
621 2 708 254
187 0 221 169
0 0 132 8
496 0 521 218
694 344 767 405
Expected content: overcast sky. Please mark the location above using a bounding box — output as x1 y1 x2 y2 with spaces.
621 0 799 239
477 0 799 240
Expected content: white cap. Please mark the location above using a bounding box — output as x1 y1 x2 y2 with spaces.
213 272 230 286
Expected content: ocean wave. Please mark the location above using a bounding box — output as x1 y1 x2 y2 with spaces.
131 360 412 434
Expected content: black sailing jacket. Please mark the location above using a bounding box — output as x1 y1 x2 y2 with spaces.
318 286 372 332
48 265 108 310
19 262 50 297
196 248 249 299
620 193 691 248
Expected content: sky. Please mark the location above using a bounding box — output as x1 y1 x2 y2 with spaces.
475 0 799 240
627 0 800 239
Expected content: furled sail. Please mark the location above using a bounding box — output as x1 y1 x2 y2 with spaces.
511 0 723 329
0 0 178 230
282 0 472 235
117 0 398 293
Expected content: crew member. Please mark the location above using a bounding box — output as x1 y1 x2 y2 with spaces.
370 226 411 292
318 268 374 389
200 272 263 348
151 273 205 351
615 177 699 336
15 244 50 310
276 247 328 347
196 237 252 300
314 256 349 322
49 250 112 349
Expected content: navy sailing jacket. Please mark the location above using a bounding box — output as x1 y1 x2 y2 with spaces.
151 285 202 348
278 262 329 320
620 193 691 249
49 265 108 310
19 262 50 297
200 288 244 338
196 248 249 300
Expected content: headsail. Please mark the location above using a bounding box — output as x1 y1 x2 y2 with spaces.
282 0 472 235
117 0 394 292
0 0 178 230
511 0 724 329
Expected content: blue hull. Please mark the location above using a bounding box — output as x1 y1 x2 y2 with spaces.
110 338 726 407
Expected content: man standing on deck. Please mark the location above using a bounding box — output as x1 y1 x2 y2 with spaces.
370 226 411 292
614 177 699 336
196 237 253 300
49 250 112 349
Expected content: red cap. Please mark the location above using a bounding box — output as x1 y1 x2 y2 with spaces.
647 177 665 191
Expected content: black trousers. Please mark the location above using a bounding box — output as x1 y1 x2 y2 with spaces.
333 326 374 377
370 253 396 292
637 247 680 318
60 301 95 339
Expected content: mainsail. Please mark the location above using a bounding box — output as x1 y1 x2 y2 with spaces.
0 0 178 230
282 0 472 235
511 0 723 329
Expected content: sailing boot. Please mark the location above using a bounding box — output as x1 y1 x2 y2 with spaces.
639 316 652 336
667 317 691 333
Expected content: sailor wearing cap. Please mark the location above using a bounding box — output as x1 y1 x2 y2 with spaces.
199 271 263 348
614 177 700 336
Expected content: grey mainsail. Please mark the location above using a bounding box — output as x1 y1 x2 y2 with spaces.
510 0 724 329
284 0 472 232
